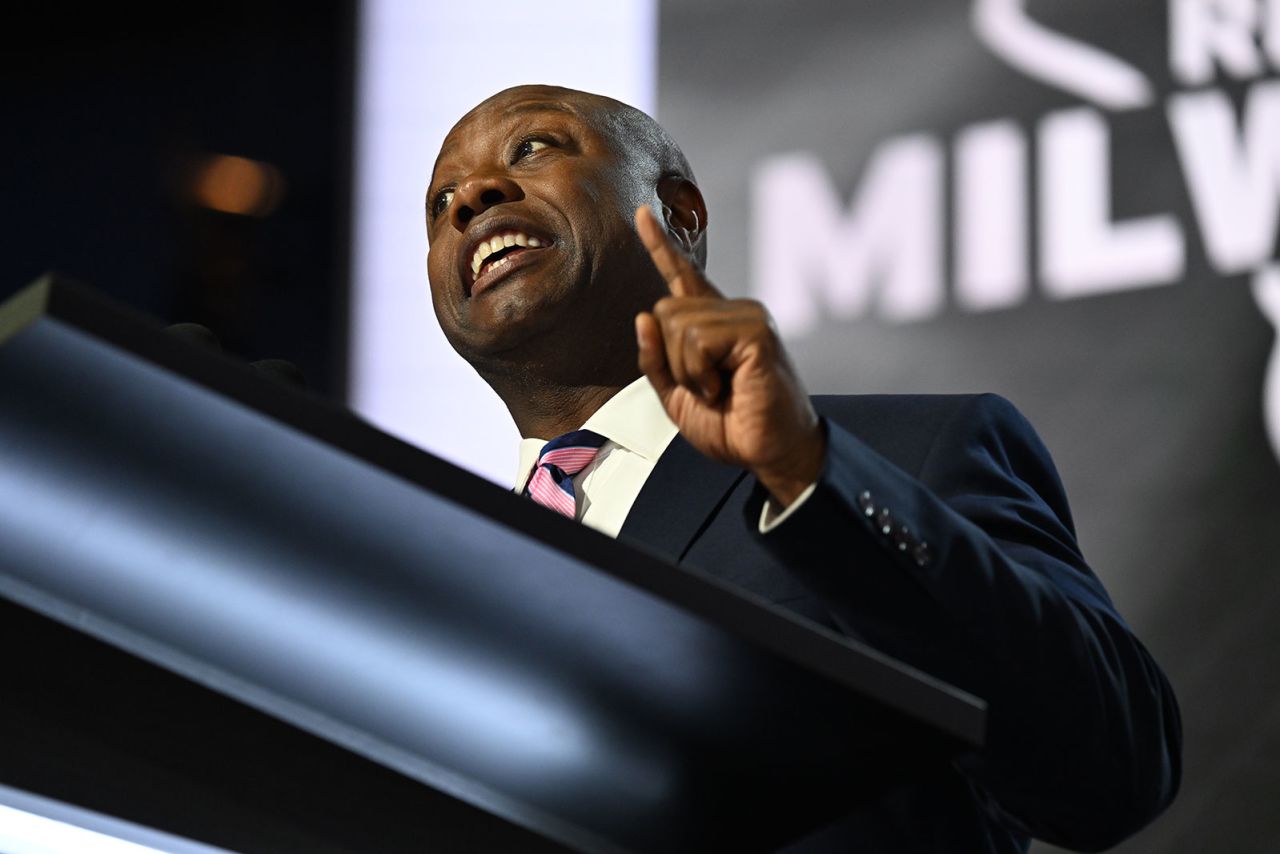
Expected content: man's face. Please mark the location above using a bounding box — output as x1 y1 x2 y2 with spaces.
426 87 658 363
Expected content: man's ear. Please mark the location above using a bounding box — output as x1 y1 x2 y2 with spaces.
656 176 708 263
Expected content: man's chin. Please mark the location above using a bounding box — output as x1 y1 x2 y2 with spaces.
445 308 558 368
453 274 578 347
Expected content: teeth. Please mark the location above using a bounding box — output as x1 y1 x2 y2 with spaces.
470 231 542 280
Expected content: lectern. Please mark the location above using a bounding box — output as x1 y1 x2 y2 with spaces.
0 278 985 853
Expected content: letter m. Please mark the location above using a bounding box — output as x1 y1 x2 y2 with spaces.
750 137 943 337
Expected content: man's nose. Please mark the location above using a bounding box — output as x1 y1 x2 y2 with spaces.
450 172 523 231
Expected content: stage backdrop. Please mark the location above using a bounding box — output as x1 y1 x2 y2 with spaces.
656 1 1280 851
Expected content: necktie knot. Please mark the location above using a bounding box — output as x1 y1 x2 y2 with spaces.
525 429 608 518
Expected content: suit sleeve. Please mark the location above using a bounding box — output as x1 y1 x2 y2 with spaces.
753 393 1181 851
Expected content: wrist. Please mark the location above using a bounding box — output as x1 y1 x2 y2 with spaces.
753 423 826 508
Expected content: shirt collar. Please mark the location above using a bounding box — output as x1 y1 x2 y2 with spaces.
513 376 679 490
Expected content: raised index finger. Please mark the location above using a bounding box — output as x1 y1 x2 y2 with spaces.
635 205 718 298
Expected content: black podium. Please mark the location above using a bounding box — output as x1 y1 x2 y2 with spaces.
0 278 985 853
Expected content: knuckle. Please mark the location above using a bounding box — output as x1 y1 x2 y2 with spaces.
742 301 779 343
742 299 769 323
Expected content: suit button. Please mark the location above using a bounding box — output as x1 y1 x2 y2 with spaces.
876 508 894 536
894 524 912 551
912 542 932 567
858 491 875 517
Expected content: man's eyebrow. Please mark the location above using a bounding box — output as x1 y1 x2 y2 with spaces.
435 100 581 164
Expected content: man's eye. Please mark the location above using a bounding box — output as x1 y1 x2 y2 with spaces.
514 138 550 161
431 189 454 219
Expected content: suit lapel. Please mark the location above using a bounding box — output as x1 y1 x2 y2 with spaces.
617 436 747 563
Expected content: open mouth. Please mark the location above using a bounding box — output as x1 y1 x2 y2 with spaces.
470 231 547 288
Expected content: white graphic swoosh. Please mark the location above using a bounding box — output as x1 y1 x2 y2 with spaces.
1252 265 1280 466
972 0 1154 111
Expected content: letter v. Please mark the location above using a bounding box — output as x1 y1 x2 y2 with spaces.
1253 265 1280 467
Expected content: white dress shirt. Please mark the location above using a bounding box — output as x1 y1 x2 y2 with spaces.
515 377 679 538
514 376 817 538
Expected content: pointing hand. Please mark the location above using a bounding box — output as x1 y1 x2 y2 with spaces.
634 205 825 507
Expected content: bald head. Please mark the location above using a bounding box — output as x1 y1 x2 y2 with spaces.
437 84 706 268
447 85 694 179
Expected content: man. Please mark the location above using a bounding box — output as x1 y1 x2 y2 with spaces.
425 84 1180 852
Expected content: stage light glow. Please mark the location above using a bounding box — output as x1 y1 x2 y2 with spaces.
0 785 231 854
192 153 283 216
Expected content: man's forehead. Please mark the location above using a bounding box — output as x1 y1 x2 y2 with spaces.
436 90 594 160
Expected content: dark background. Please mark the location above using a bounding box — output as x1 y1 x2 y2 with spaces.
1 3 354 397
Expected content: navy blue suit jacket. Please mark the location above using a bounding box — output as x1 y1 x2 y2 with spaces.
616 393 1180 853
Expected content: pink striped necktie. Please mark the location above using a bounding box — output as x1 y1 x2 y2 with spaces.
524 429 608 518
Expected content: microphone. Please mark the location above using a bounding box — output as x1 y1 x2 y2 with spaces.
164 322 307 389
164 322 222 353
247 358 307 389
